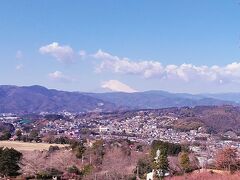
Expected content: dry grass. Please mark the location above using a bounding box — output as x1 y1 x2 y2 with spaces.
0 140 68 151
167 171 240 180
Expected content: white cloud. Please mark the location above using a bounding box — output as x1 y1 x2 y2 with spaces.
39 42 74 63
94 49 240 84
93 49 119 61
48 71 74 82
16 50 23 59
94 50 164 78
79 50 87 59
101 80 137 93
16 64 24 70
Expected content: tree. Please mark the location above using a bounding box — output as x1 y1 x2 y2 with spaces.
92 140 105 165
36 168 63 179
151 140 183 157
0 147 22 177
215 147 238 172
70 140 86 159
0 131 11 140
179 151 190 174
54 136 70 144
82 164 93 176
15 129 22 141
159 149 169 178
75 145 86 159
21 149 82 176
136 157 152 178
29 130 39 141
154 148 169 179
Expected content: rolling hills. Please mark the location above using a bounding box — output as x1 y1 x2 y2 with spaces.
0 85 238 113
0 85 116 113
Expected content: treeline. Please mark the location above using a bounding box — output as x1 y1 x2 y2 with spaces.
0 129 41 142
151 140 188 156
0 128 79 145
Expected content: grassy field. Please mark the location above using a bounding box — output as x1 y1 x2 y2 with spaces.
0 141 68 151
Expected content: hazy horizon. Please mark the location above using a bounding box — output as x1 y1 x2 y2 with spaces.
2 83 240 95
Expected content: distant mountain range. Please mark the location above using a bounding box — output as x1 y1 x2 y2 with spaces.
0 85 239 113
0 85 116 113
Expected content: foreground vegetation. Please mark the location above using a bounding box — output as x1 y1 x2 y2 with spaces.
0 138 239 179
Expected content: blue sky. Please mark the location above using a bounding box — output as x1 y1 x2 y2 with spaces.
1 0 240 93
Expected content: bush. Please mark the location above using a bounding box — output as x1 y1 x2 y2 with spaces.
54 136 71 144
67 165 82 175
136 157 152 178
36 168 63 179
82 164 93 176
136 145 143 152
48 145 60 153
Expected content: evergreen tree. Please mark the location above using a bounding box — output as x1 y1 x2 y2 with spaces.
155 148 169 179
159 149 169 179
179 151 190 174
0 147 22 177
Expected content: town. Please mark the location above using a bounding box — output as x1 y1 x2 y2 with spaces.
1 106 239 172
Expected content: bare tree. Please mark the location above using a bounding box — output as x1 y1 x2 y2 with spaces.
215 147 239 172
